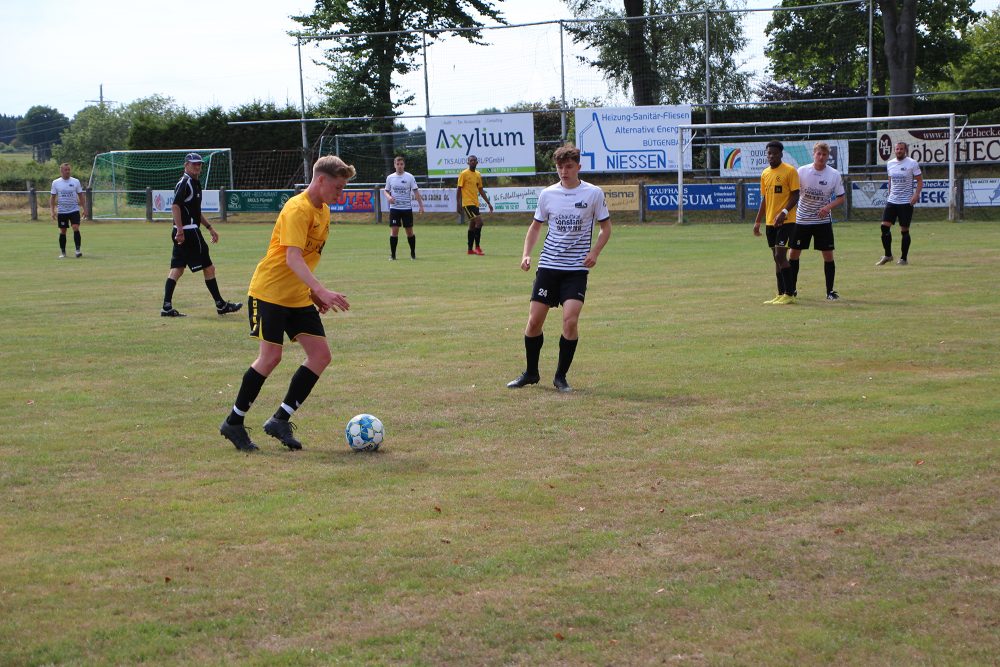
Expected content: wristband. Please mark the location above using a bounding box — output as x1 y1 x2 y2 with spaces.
781 208 788 215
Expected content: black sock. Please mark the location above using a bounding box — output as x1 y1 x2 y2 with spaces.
59 234 67 253
789 259 800 293
73 230 81 251
467 229 474 250
163 278 177 309
901 231 910 260
780 266 794 295
775 271 784 295
205 277 224 306
525 333 544 376
825 261 836 294
228 367 268 425
273 365 320 421
474 227 482 248
407 234 416 258
390 235 398 258
881 226 893 256
556 336 578 378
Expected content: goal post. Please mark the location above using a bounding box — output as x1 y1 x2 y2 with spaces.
88 148 234 219
677 113 959 224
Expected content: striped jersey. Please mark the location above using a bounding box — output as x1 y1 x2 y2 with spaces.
51 177 83 214
795 165 844 225
384 171 419 210
173 173 202 226
885 156 921 204
533 180 610 271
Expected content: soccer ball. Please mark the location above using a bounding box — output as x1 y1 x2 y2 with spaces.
345 413 384 451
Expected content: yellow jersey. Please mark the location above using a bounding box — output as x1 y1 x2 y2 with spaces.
248 191 329 308
759 162 799 225
457 168 484 207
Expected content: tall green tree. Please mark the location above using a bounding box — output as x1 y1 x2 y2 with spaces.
946 8 1000 90
292 0 505 176
16 105 69 162
763 0 982 115
563 0 751 106
54 104 131 169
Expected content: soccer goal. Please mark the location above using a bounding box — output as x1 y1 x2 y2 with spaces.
88 149 234 220
676 113 961 224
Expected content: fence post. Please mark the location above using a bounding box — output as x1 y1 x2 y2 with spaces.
374 187 382 225
29 186 38 220
639 182 646 223
220 187 228 222
145 187 153 222
738 179 745 221
85 188 94 220
957 177 964 221
845 177 852 221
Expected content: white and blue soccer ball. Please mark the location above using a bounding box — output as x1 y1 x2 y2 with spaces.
345 413 384 451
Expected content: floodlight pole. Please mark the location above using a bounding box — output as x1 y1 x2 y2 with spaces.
560 21 567 142
866 0 874 166
298 38 311 183
422 31 431 117
949 113 956 221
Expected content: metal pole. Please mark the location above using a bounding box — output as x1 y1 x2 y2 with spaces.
948 113 956 221
677 129 685 225
560 21 567 142
704 10 712 173
297 38 311 182
422 31 431 118
866 0 874 166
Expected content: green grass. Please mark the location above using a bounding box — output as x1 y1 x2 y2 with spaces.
1 218 998 665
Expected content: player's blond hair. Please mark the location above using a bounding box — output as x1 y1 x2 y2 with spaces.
313 155 356 180
813 141 831 154
553 144 581 164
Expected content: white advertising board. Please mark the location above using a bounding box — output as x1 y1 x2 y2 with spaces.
876 126 1000 165
575 106 692 173
152 189 220 213
719 140 850 176
426 113 536 177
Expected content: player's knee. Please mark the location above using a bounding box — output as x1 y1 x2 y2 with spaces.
901 229 910 236
881 227 892 238
308 346 332 370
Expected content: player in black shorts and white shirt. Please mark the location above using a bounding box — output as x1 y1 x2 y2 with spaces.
383 155 424 260
506 144 611 393
877 141 923 266
50 163 87 258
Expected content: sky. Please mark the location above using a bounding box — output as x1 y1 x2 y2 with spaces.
4 0 994 127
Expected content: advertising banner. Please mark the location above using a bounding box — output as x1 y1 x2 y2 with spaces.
600 185 641 211
646 184 738 211
330 189 375 213
409 188 458 213
963 178 1000 208
876 126 1000 165
720 140 850 177
152 190 220 213
850 180 951 208
426 113 536 177
226 190 293 213
575 106 692 173
484 187 544 213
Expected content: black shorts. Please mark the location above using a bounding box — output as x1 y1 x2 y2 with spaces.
248 296 326 346
765 223 794 249
530 268 588 307
389 209 414 228
170 228 213 272
791 223 835 251
57 211 81 229
881 203 914 227
462 205 481 220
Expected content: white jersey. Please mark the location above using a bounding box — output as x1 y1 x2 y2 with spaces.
795 165 845 225
533 179 610 271
384 171 419 210
51 176 84 214
886 156 922 204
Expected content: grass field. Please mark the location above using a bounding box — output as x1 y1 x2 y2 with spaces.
1 217 997 665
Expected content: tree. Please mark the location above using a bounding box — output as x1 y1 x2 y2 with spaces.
54 104 131 168
763 0 982 115
563 0 751 106
947 8 1000 90
16 106 69 162
292 0 505 176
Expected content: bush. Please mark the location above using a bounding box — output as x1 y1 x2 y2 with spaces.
0 160 62 191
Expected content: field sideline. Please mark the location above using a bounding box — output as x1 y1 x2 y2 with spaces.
1 218 997 665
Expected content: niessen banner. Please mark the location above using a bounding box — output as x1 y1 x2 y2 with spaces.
876 126 1000 165
575 106 692 173
426 113 536 177
720 140 850 176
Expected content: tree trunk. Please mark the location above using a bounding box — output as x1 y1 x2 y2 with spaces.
879 0 917 117
624 0 657 105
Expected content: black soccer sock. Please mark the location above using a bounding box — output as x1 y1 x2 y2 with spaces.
467 229 474 250
881 226 893 256
59 234 67 253
228 367 268 425
162 277 178 309
205 277 225 306
407 234 416 258
775 270 784 295
780 266 794 295
789 259 800 293
474 227 482 248
900 230 911 260
273 365 320 421
525 333 544 376
825 260 836 294
73 230 81 251
390 235 398 258
556 336 579 378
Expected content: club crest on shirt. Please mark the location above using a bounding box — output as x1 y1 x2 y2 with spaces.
574 201 588 209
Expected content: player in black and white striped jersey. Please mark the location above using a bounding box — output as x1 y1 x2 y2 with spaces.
506 144 611 393
877 141 923 266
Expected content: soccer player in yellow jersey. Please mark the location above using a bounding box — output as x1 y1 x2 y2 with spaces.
753 141 800 305
219 156 355 452
457 155 493 254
